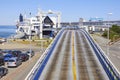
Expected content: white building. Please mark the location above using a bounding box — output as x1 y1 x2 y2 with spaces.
15 10 61 39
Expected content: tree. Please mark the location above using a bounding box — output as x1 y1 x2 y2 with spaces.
110 25 120 34
102 25 120 41
102 30 107 38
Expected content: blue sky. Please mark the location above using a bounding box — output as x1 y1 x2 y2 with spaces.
0 0 120 25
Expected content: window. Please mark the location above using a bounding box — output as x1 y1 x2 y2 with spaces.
9 60 15 62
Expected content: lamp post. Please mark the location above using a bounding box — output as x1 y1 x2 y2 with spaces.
29 14 32 54
107 13 112 56
30 20 32 53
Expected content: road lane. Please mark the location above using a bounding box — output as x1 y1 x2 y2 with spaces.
92 34 120 72
38 29 109 80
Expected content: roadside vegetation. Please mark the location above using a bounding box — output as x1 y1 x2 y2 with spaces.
9 38 53 48
102 25 120 42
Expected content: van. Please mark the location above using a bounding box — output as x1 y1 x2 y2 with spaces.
7 57 22 67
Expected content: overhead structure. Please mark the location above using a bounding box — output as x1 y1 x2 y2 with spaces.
37 9 61 39
15 9 61 39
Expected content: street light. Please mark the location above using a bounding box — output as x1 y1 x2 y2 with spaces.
29 14 32 55
107 13 112 56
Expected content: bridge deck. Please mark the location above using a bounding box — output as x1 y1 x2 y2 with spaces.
39 29 109 80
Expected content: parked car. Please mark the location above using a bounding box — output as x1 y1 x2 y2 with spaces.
0 38 7 42
0 53 4 66
3 50 12 54
10 50 22 57
0 49 3 54
19 53 29 62
4 53 13 62
7 57 22 68
26 50 35 58
0 67 8 78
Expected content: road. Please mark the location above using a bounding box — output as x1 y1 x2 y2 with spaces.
39 29 109 80
92 34 120 73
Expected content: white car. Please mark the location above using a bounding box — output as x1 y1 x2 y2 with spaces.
7 57 22 67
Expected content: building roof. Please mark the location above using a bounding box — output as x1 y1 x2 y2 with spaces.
43 16 54 25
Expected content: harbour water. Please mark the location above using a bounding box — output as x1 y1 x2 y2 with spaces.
0 25 16 38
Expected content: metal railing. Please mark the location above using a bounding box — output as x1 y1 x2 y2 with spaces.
81 29 120 80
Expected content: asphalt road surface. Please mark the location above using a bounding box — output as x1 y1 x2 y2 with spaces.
92 34 120 73
39 29 109 80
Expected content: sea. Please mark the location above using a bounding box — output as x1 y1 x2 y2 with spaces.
0 25 16 38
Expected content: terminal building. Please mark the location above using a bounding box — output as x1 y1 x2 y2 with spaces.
61 18 120 32
15 10 61 39
15 10 120 39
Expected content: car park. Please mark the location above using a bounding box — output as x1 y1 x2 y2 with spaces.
7 57 22 68
0 48 37 79
26 50 35 58
0 67 8 78
19 53 29 62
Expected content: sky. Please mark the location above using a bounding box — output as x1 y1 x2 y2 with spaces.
0 0 120 25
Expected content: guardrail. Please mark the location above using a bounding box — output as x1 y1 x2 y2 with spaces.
25 28 64 80
81 29 120 80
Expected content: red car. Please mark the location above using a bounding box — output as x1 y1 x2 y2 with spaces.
19 53 29 62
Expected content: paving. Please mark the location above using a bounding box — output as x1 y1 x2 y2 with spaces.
91 33 120 73
39 29 108 80
1 53 41 80
0 41 44 80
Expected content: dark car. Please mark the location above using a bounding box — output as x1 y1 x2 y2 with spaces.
0 67 8 78
26 50 35 58
11 50 22 57
19 53 29 62
3 50 12 54
0 49 3 54
0 53 4 66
